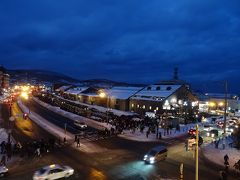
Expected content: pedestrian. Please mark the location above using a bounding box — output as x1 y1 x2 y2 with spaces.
146 130 150 138
0 155 6 166
159 132 162 139
224 154 229 163
77 138 80 147
36 148 41 157
75 135 78 142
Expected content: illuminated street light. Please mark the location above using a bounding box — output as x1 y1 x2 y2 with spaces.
218 102 224 107
209 102 216 107
21 91 29 100
99 92 106 98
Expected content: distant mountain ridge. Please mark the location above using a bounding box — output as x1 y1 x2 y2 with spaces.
8 69 144 87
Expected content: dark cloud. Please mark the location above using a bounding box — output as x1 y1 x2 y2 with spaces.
0 0 240 93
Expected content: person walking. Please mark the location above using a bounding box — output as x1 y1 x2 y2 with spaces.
77 138 80 147
224 154 229 163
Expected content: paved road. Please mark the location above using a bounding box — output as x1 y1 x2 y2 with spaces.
1 101 237 180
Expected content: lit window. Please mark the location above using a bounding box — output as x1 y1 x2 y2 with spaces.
156 107 159 110
137 104 140 108
149 106 152 110
143 105 145 109
131 104 134 107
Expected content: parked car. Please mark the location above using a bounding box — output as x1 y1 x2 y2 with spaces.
33 164 74 180
0 166 8 177
74 121 87 129
143 146 167 164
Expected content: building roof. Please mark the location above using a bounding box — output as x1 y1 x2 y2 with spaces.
131 84 182 101
205 93 239 100
55 85 72 92
65 87 89 95
106 86 144 100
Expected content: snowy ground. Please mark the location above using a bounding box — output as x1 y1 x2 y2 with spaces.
203 137 240 171
35 97 202 142
33 97 114 131
18 99 109 153
119 123 202 142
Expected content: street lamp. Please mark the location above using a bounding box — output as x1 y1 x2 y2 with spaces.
98 90 110 124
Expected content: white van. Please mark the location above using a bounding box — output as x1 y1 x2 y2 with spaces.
143 146 167 164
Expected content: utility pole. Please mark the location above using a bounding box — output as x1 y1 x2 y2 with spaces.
195 124 199 180
223 81 228 135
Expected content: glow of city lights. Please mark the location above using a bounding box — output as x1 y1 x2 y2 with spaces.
218 102 224 106
21 91 29 100
99 92 106 98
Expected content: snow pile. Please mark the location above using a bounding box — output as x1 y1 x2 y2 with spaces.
33 97 114 131
17 100 74 141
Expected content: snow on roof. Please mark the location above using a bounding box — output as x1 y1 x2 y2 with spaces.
56 85 72 91
131 84 182 101
106 86 144 100
65 87 89 95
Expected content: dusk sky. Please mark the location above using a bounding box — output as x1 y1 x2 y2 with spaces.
0 0 240 93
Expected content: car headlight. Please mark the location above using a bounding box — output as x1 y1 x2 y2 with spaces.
69 169 74 173
143 155 147 160
150 157 155 161
230 129 234 132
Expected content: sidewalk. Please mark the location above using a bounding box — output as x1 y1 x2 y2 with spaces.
33 97 114 131
202 137 240 172
119 123 200 142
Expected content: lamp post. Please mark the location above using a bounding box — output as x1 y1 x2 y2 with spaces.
99 91 110 124
195 124 199 180
223 81 228 135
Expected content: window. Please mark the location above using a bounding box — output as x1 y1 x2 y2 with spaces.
156 86 161 90
137 104 140 108
143 105 145 109
156 107 159 110
149 106 152 110
166 86 172 91
131 104 134 108
147 86 151 90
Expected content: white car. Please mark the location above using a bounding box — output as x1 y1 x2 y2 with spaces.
0 166 8 177
33 164 74 180
74 121 87 129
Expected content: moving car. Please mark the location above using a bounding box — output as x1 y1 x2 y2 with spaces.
0 166 8 177
33 164 74 180
143 146 167 164
206 129 218 138
74 121 87 129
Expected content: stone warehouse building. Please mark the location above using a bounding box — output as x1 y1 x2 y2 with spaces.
129 81 198 116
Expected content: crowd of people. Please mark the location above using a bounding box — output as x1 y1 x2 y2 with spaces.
0 138 57 166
